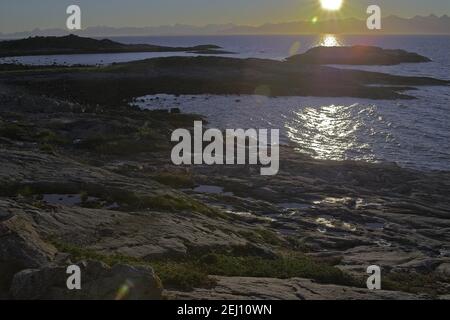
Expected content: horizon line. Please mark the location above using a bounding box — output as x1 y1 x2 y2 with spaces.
1 13 449 36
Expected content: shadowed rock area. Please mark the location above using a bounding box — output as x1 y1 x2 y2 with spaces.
10 260 163 300
4 55 448 102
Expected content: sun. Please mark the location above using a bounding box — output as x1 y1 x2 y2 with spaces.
320 0 343 11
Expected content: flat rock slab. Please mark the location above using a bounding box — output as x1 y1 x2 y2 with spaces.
166 276 426 300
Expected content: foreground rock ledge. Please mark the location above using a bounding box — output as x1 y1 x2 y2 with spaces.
167 276 428 300
10 260 163 300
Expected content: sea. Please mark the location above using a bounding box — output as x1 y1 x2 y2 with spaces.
2 34 449 171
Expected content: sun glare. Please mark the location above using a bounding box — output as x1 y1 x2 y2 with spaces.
320 0 343 11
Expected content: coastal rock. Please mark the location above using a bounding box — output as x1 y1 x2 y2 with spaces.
0 206 56 269
10 260 163 300
0 207 57 298
167 276 426 300
287 46 432 65
436 263 450 277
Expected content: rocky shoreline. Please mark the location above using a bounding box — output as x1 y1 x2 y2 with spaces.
0 75 449 300
2 48 448 103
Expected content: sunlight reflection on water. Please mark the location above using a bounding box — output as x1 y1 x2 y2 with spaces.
317 34 343 47
131 90 450 171
285 104 375 161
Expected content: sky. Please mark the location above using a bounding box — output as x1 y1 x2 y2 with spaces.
1 0 450 33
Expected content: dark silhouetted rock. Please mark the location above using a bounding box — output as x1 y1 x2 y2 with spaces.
0 34 228 57
287 46 432 65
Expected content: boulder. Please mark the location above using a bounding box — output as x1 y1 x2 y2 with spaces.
10 260 163 300
0 210 57 298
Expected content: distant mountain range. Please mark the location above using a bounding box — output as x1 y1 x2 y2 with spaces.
1 15 449 38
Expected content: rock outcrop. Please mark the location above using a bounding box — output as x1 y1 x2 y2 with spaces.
167 276 427 300
10 260 163 300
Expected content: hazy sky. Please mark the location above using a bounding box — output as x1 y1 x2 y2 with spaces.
1 0 449 33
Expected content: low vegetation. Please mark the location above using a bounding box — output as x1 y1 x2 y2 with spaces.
152 172 196 188
50 240 359 291
383 272 450 297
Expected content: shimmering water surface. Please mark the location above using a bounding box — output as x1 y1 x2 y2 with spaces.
132 87 450 171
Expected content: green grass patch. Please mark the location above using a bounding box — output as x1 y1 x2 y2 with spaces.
152 172 195 189
39 142 56 154
35 129 69 145
383 272 449 296
16 185 35 198
51 240 358 291
78 133 169 156
51 241 214 291
198 253 358 286
0 123 27 140
253 229 284 246
238 229 285 246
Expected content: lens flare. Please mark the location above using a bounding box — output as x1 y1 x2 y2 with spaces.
115 280 134 300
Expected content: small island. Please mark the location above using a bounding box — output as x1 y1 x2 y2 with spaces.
0 34 234 57
286 46 432 65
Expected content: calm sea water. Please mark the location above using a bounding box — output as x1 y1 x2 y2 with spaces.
2 35 449 171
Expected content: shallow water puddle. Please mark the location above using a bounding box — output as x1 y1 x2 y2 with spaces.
375 239 392 247
316 217 335 228
192 185 234 196
342 222 357 232
355 198 384 210
225 210 276 222
278 202 311 210
42 194 84 206
365 222 385 230
42 193 117 209
313 197 355 206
